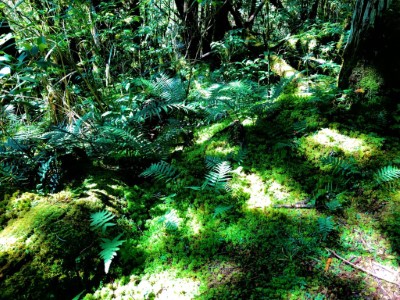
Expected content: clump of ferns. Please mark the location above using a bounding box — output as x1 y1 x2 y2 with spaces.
319 154 360 189
311 181 347 213
191 80 258 125
186 157 233 193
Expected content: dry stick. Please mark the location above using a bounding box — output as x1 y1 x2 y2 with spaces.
326 249 400 287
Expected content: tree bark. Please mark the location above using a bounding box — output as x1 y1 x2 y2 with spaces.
175 0 201 59
0 15 18 58
338 0 400 90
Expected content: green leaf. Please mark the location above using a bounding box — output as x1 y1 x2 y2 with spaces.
374 165 400 184
37 36 47 52
99 234 125 274
90 210 116 234
140 161 178 182
213 205 233 218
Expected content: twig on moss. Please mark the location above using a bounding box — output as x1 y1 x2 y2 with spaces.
326 248 400 288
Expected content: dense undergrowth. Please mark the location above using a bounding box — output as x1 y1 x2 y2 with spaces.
1 1 400 299
1 73 399 299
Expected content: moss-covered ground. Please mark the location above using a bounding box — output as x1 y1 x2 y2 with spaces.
1 82 399 299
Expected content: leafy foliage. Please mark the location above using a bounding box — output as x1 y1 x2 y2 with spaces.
320 156 358 176
212 205 233 218
90 210 116 234
317 216 335 241
140 161 179 182
99 234 126 274
374 165 400 184
158 210 180 231
203 161 232 191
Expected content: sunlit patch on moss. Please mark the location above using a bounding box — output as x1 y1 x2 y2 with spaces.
0 203 66 252
88 269 201 299
268 180 291 201
299 128 384 165
311 128 364 153
230 167 269 209
186 208 203 235
195 121 230 144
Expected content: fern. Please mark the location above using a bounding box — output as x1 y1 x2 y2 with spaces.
90 210 116 234
374 165 400 184
99 233 125 274
134 73 193 121
234 147 247 165
203 161 232 190
325 198 342 211
320 156 357 176
140 161 178 181
213 205 233 218
317 216 335 240
205 156 224 169
158 210 180 231
195 80 256 123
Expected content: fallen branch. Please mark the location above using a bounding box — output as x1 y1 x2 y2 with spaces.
274 199 314 209
326 249 400 287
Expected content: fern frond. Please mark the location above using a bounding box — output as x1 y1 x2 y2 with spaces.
317 216 335 240
325 199 342 211
99 233 125 274
234 147 247 165
203 161 232 190
213 205 233 218
90 210 116 234
321 156 357 176
205 156 224 169
140 161 178 181
158 210 180 231
374 165 400 184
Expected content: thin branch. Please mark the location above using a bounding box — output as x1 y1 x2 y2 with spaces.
326 249 400 288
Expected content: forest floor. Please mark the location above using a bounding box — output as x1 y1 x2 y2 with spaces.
1 79 400 299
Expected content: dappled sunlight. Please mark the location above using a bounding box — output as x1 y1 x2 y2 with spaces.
91 269 201 299
0 203 63 252
186 208 203 235
311 128 364 153
231 167 271 209
0 235 19 252
268 180 291 201
195 121 230 144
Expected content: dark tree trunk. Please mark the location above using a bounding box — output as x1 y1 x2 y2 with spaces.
175 0 201 59
339 0 400 90
338 0 400 132
309 0 320 20
0 14 18 58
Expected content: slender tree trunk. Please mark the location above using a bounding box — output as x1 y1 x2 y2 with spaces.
175 0 201 59
0 14 18 58
309 0 320 20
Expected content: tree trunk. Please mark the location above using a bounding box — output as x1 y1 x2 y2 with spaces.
0 13 18 58
309 0 320 20
338 0 400 90
175 0 201 59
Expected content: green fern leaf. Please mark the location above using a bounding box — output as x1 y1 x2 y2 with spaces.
374 165 400 184
321 156 357 176
140 161 178 181
325 199 342 211
158 210 180 231
90 210 116 234
213 205 233 218
99 233 125 274
205 156 224 169
317 216 335 240
203 161 232 190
